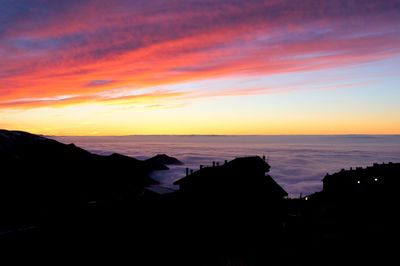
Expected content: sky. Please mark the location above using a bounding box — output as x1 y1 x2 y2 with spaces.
1 0 400 135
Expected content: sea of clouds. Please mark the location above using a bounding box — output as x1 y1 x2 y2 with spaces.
54 135 400 197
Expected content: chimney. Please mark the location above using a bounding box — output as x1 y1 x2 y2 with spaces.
216 162 220 166
185 168 189 176
190 169 194 175
225 160 227 164
200 165 203 169
212 161 216 167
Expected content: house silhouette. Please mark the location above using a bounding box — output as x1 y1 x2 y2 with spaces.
174 156 287 200
171 156 288 261
323 162 400 199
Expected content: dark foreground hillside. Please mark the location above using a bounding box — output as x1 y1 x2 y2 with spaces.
0 129 398 265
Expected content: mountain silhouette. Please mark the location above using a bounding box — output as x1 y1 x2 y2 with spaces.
146 153 183 166
0 129 163 232
0 129 397 265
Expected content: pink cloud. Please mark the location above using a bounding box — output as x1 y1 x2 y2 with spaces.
1 0 400 108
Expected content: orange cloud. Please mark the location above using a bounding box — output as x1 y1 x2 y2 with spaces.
1 0 400 109
0 89 187 109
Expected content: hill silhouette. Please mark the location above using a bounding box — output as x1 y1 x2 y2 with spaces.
0 129 161 232
146 153 183 166
0 129 397 265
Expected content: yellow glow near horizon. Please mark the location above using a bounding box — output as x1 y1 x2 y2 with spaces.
2 98 399 136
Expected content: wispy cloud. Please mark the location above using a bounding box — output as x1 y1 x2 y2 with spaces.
0 88 188 109
1 0 400 109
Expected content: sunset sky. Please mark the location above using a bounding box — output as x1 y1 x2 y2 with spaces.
1 0 400 135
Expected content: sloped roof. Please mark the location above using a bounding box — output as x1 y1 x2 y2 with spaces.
173 156 287 197
174 156 269 185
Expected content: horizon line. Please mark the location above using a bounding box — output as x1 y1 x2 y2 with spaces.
48 133 400 137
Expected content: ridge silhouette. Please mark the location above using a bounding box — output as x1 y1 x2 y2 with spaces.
0 129 397 265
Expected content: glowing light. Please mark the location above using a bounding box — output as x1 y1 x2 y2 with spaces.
357 180 361 184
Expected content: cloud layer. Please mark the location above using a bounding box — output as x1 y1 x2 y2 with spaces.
1 0 400 108
53 135 400 196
